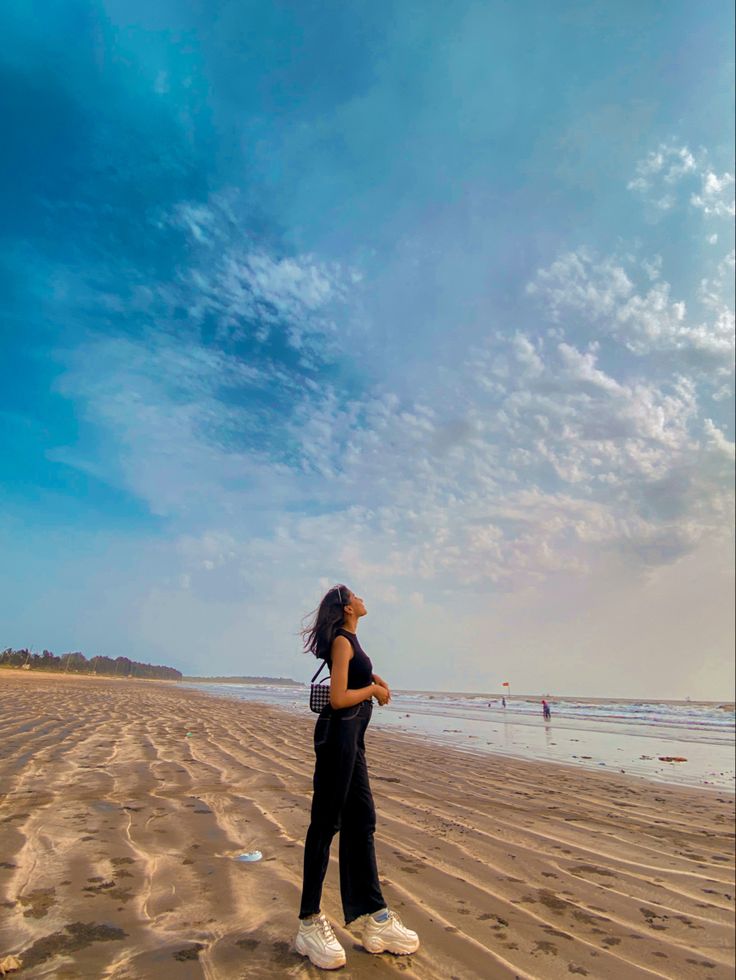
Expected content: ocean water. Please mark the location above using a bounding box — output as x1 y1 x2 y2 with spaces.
184 682 735 792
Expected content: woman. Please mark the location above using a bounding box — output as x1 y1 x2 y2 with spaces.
295 584 420 970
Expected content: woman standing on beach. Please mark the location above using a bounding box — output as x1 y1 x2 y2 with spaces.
295 584 420 970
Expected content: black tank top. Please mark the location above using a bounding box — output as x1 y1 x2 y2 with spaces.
330 628 373 689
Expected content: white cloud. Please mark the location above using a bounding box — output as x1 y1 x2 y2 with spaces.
527 248 735 371
525 248 633 321
140 312 730 609
628 142 735 220
163 196 354 358
691 170 736 218
626 144 698 206
50 333 306 518
703 418 735 462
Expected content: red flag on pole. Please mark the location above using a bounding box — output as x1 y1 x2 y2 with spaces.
502 682 509 686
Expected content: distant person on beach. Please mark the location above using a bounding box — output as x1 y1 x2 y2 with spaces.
502 696 506 708
295 584 420 970
542 699 551 721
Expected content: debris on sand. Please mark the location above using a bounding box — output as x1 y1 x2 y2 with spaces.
237 851 262 862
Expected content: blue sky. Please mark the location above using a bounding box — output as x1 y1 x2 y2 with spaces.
1 0 734 698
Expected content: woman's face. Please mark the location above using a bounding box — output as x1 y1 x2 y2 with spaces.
347 591 367 618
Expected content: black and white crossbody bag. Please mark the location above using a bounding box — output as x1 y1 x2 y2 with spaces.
309 660 330 713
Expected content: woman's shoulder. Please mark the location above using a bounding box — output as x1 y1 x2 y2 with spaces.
331 631 354 655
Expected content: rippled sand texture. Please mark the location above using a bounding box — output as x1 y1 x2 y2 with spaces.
0 673 734 979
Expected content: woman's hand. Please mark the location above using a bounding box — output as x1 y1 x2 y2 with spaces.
372 673 391 699
372 683 390 706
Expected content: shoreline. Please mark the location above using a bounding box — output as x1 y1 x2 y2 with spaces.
176 673 736 707
182 680 735 797
1 672 734 978
3 664 732 707
185 680 736 794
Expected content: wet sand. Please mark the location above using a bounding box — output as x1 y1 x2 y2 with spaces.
0 672 734 979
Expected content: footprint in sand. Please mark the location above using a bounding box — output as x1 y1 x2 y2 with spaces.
172 943 204 961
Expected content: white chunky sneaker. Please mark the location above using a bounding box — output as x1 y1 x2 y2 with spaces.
295 914 347 970
362 909 420 955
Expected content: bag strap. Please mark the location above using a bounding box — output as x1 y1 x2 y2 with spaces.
311 659 329 683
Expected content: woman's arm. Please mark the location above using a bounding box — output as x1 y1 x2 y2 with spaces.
329 636 379 709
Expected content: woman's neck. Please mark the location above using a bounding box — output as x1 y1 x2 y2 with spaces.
341 615 358 633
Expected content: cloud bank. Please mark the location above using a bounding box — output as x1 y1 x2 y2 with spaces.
2 2 733 698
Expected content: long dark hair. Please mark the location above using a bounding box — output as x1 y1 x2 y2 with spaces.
301 584 350 661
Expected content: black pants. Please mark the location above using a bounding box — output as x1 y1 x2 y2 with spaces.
299 700 386 924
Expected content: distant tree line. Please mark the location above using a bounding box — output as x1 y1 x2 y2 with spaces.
0 648 182 681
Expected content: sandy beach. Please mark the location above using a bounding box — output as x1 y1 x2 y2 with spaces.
0 672 733 979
